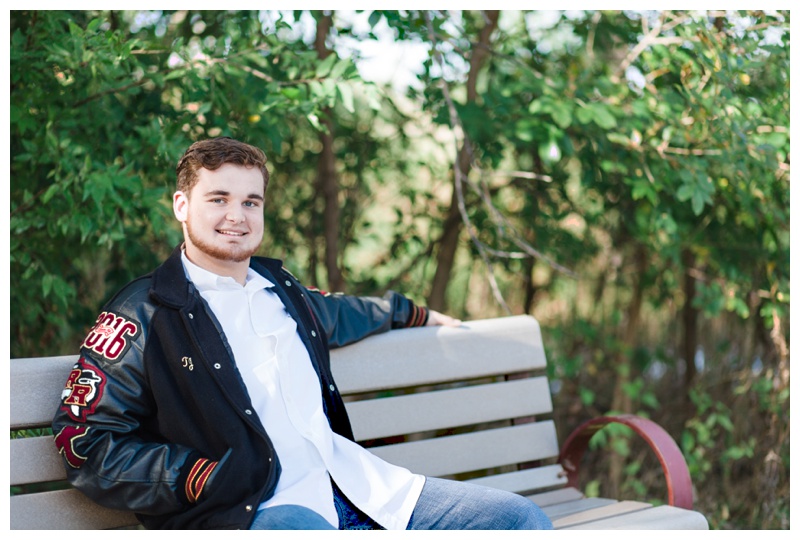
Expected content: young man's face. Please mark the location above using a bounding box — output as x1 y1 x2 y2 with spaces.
173 163 265 273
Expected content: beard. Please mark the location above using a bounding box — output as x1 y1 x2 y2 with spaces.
185 219 259 263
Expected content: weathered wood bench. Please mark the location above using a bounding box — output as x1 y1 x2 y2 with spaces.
11 315 708 529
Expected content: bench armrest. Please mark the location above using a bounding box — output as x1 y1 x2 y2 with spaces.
557 414 694 510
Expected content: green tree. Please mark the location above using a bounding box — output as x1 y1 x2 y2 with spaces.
364 10 788 526
10 10 376 356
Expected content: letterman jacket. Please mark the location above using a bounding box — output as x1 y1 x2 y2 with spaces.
51 245 430 529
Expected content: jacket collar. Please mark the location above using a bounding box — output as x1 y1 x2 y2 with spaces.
150 244 286 308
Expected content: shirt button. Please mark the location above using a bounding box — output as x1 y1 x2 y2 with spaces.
214 363 221 369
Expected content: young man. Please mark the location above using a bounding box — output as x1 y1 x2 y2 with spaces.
52 137 552 530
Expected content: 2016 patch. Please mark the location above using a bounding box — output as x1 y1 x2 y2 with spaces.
60 357 107 423
82 310 141 362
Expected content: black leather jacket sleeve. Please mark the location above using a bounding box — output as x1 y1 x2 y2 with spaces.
53 355 207 514
301 286 429 349
51 284 214 515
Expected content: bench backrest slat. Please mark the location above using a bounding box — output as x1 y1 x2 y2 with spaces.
11 355 78 430
466 464 568 495
11 435 66 485
367 421 559 477
345 376 552 442
330 315 547 393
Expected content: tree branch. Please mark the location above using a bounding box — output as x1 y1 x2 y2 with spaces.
423 11 576 313
612 12 695 83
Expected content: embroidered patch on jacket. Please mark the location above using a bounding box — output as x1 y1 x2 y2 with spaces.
54 425 89 468
60 357 107 423
82 310 141 362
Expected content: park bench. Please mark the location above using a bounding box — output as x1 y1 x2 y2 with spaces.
11 315 709 529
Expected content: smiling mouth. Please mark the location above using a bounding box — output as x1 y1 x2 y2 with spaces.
217 230 247 237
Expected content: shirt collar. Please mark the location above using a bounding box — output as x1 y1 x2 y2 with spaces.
181 250 274 293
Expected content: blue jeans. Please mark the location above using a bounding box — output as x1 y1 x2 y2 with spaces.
407 477 553 530
250 476 553 530
249 504 336 530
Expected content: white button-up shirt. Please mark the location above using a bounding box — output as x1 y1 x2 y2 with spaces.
182 254 424 529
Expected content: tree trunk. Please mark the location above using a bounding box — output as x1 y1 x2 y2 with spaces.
314 11 345 293
522 256 537 314
427 10 499 312
681 249 699 422
608 243 647 498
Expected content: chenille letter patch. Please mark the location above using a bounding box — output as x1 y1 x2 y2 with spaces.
82 310 141 363
59 356 107 423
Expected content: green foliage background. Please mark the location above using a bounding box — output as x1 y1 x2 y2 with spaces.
9 10 789 529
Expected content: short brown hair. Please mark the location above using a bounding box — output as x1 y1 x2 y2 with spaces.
176 137 270 194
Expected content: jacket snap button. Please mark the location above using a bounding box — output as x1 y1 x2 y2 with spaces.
188 313 194 319
285 280 291 286
245 505 253 512
311 330 317 337
245 409 253 415
329 384 335 392
214 363 221 369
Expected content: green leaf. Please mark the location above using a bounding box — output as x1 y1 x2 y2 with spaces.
611 437 630 457
579 387 595 406
591 103 617 129
676 183 694 202
42 183 60 204
551 103 573 129
606 132 630 146
322 78 337 107
515 119 535 142
691 190 706 215
723 447 749 460
329 58 350 80
584 480 601 498
642 392 660 409
528 99 543 114
315 53 338 78
363 83 382 110
308 80 325 99
682 431 696 453
368 11 382 27
42 274 54 298
631 180 657 205
538 140 561 163
576 106 593 125
86 18 102 33
716 414 734 432
726 296 750 318
336 82 355 113
306 113 322 130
